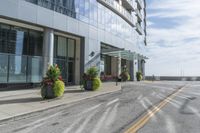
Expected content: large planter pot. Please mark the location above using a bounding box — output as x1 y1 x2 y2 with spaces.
84 80 93 91
41 85 56 99
137 75 142 81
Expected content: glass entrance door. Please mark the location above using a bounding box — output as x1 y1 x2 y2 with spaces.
54 36 76 85
67 39 75 85
68 61 74 84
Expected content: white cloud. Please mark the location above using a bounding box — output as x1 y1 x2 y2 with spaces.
146 0 200 76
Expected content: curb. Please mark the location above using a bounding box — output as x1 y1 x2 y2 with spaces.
0 85 122 124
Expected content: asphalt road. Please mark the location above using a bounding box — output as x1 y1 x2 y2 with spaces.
0 81 196 133
138 82 200 133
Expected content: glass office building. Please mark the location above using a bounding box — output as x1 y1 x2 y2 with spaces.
0 0 147 89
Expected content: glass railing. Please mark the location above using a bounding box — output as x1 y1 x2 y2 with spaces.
122 0 134 10
25 0 76 18
136 0 143 9
135 9 143 21
98 0 134 26
136 23 143 35
0 53 43 83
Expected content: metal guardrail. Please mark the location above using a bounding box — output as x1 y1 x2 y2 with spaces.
145 76 200 81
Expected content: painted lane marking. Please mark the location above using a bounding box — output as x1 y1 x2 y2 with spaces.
15 112 61 133
80 103 102 115
144 97 177 133
156 94 181 109
63 104 102 133
140 99 158 122
137 95 143 100
91 107 112 133
105 103 119 127
106 98 119 106
75 110 98 133
165 115 176 133
63 117 82 133
124 86 185 133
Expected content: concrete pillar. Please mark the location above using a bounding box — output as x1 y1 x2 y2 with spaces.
111 57 118 76
142 60 145 79
43 28 54 76
134 59 138 81
117 55 121 76
130 60 134 81
75 39 80 85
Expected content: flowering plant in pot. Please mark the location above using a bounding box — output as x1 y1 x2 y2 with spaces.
82 67 102 91
136 71 143 81
120 66 130 81
41 64 65 99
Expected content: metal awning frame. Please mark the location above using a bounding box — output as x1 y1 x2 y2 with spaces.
102 50 148 61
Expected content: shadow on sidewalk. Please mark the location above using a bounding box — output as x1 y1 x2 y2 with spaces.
64 89 85 93
0 90 87 105
0 97 42 105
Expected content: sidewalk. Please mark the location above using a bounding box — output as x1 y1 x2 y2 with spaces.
0 82 121 122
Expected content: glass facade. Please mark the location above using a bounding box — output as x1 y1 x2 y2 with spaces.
0 23 43 83
26 0 135 43
54 35 76 84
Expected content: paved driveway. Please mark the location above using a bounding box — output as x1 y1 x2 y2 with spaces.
0 81 194 133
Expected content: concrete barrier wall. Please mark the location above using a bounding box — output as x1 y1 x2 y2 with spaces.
145 76 200 81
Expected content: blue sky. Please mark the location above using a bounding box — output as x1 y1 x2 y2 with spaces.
145 0 200 76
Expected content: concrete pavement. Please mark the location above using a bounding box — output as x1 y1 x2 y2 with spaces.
0 82 121 123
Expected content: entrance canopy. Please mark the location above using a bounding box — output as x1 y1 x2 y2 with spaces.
102 50 148 61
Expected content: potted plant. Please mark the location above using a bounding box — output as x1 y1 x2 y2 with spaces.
120 66 130 81
41 64 65 99
136 71 143 81
82 67 102 91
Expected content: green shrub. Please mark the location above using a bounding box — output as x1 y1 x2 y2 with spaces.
46 64 61 81
53 80 65 97
127 73 130 81
120 71 130 81
92 78 101 91
86 67 99 79
136 71 143 81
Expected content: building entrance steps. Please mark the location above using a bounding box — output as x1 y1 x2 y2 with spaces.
0 82 121 123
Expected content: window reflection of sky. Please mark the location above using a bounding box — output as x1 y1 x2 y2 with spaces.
27 0 145 46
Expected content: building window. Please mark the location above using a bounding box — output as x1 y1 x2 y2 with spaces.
68 39 75 59
0 54 8 83
0 23 43 84
29 31 43 56
54 35 76 84
8 55 27 83
57 36 67 57
0 24 10 54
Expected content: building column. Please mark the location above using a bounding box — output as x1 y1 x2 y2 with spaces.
43 28 54 77
117 55 121 76
133 59 138 81
130 60 134 81
142 60 146 79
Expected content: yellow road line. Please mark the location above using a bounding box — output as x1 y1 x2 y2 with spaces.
124 86 185 133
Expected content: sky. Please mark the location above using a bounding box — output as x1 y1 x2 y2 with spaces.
145 0 200 76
